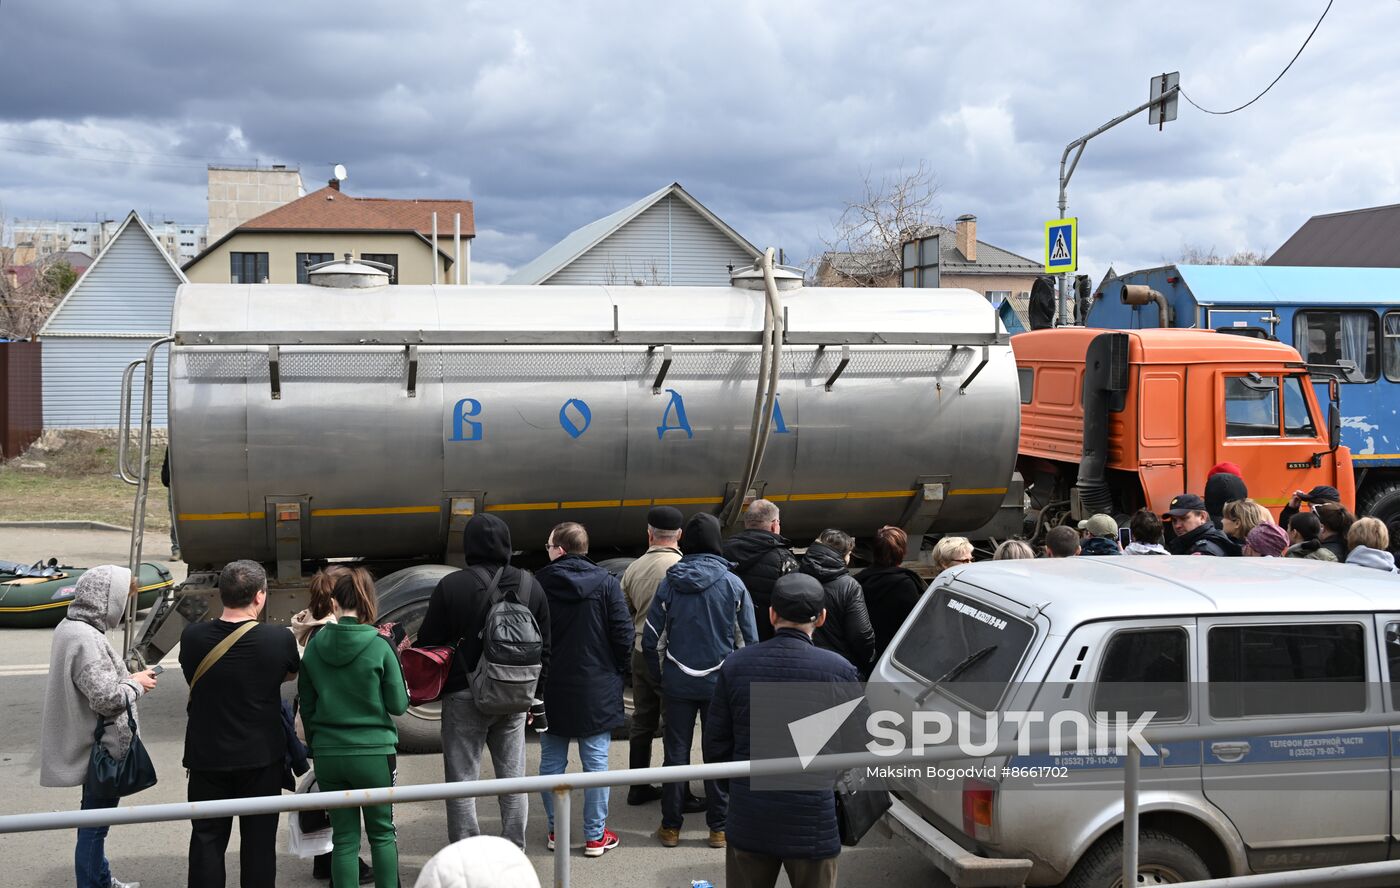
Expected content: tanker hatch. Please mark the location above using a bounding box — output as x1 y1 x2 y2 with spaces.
729 257 804 291
306 253 393 288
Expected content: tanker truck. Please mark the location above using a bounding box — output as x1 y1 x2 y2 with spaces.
119 253 1023 749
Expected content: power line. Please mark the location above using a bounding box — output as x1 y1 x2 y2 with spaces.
1180 0 1333 115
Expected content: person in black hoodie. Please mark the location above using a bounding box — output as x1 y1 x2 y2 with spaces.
1204 471 1248 530
800 529 876 679
722 499 797 641
858 526 926 661
1163 494 1234 556
534 521 632 858
416 513 551 849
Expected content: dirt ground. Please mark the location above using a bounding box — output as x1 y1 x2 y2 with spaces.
0 429 170 531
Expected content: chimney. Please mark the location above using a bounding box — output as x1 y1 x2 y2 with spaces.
327 178 341 191
955 214 977 262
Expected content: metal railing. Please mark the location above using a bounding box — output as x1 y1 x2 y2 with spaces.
6 709 1400 887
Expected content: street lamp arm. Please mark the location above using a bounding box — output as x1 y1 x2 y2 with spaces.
1058 86 1179 207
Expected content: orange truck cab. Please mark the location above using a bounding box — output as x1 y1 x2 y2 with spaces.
1014 328 1354 530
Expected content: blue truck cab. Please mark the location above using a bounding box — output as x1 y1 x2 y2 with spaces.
1085 264 1400 535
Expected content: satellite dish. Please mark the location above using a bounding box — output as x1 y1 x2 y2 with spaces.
333 163 348 181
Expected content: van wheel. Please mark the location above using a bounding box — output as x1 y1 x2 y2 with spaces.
1062 830 1211 888
379 598 443 754
1358 481 1400 548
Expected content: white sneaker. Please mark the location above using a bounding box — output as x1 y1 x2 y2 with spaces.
111 878 141 888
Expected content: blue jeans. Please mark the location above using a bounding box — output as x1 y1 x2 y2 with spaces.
538 731 611 841
75 786 120 888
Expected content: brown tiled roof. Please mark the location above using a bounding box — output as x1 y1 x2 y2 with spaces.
239 186 475 238
1267 203 1400 267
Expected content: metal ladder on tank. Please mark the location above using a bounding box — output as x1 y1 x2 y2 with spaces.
116 336 174 665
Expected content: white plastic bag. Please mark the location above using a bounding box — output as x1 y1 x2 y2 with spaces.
287 769 334 859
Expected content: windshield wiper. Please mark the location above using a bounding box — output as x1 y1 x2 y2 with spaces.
915 644 998 705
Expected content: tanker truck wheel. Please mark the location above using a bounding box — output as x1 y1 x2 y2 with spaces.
1358 481 1400 550
380 597 443 753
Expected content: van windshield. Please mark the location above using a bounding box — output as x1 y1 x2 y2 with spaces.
893 588 1034 711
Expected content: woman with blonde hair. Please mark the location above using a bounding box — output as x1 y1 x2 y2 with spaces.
300 566 408 887
1221 499 1274 556
931 536 974 576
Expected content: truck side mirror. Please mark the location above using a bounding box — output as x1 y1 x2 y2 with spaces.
1328 402 1341 452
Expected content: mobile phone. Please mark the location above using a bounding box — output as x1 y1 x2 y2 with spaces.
150 664 165 676
1118 527 1132 548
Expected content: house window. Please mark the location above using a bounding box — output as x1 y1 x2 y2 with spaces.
985 290 1011 307
361 253 399 284
230 252 269 284
296 252 335 284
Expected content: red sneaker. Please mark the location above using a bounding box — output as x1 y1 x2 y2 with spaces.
584 828 620 857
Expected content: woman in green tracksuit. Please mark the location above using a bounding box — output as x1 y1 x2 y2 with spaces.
299 566 408 887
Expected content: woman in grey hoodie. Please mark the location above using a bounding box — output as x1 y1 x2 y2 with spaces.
1346 518 1399 573
39 565 159 888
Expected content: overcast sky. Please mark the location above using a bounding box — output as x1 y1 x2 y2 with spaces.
1 0 1394 284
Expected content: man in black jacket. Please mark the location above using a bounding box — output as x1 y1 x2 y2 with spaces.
799 529 876 678
417 513 551 848
1163 494 1234 556
706 573 858 888
723 499 797 641
535 522 631 857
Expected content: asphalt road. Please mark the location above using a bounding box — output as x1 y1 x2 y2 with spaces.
0 526 949 887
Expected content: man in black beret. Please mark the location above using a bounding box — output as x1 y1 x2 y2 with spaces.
620 506 684 806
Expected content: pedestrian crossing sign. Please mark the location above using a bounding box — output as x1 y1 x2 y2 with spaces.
1045 218 1077 273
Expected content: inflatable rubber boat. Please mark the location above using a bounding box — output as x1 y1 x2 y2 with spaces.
0 560 174 628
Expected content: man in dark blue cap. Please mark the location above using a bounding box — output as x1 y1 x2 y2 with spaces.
705 572 857 888
1279 484 1342 529
1163 493 1233 556
621 506 684 806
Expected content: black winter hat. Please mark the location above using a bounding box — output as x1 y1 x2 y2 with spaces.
680 513 724 556
647 505 684 532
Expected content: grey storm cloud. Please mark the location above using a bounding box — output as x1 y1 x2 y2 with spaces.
1 0 1397 282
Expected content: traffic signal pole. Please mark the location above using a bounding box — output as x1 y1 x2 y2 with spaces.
1056 80 1179 324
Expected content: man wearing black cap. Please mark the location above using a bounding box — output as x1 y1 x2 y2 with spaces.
1163 493 1233 556
620 506 684 807
643 513 758 849
1279 484 1342 530
705 572 858 888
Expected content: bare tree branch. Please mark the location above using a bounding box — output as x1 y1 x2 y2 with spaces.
814 162 943 286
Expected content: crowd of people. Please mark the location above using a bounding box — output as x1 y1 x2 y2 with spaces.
1033 463 1399 571
36 477 1398 888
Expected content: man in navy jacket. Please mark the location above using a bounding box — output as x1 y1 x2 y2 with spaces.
644 512 758 849
535 521 632 857
705 572 858 888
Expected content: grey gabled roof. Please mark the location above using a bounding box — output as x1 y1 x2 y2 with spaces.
504 182 761 284
40 210 188 337
1267 202 1400 267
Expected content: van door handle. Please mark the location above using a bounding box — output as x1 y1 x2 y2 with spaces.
1211 741 1251 762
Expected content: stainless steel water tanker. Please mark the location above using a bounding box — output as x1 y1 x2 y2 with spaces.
166 275 1020 569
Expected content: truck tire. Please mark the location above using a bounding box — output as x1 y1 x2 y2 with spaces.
1358 481 1400 548
1062 829 1211 888
380 596 442 754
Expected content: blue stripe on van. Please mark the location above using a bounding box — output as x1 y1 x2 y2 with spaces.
1011 740 1201 771
1204 731 1388 765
